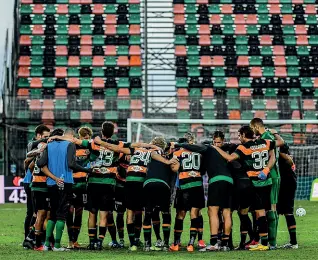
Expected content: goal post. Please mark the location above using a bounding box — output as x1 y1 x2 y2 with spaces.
127 118 318 200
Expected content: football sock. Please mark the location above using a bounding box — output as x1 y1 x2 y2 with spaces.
34 230 42 248
44 220 56 247
98 226 107 241
72 208 83 242
152 209 161 241
210 234 218 246
127 223 136 246
197 215 204 241
258 216 268 246
189 218 199 245
239 213 252 246
107 214 117 242
221 234 229 247
162 212 171 245
134 212 142 240
88 228 97 243
66 209 74 242
267 211 277 246
54 220 65 249
143 211 152 247
285 214 297 245
116 213 125 240
173 218 183 245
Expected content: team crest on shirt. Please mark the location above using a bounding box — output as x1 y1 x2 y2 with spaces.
100 167 109 174
189 171 197 177
132 166 141 172
85 149 90 155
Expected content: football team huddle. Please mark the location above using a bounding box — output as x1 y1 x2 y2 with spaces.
21 118 298 252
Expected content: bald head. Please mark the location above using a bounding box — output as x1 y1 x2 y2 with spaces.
64 128 75 137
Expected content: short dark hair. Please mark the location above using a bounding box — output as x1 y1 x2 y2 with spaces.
250 118 264 127
50 128 64 137
213 130 225 140
238 126 254 139
101 121 115 138
35 124 50 135
178 137 188 144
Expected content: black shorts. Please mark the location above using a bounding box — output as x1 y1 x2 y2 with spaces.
48 184 73 222
114 186 126 213
231 185 254 211
277 184 296 215
32 191 49 211
208 181 233 209
72 191 87 208
86 183 115 213
251 185 272 211
144 182 171 212
174 185 205 211
125 181 144 211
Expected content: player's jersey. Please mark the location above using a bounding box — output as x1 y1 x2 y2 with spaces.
234 139 276 187
261 131 280 179
279 144 296 186
30 142 48 192
126 147 153 183
88 139 123 186
116 154 129 189
73 140 91 190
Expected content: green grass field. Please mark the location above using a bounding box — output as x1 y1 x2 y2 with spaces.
0 201 317 260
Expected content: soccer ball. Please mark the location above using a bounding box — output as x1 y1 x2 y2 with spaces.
296 207 306 217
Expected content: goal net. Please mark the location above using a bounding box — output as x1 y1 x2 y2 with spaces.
127 119 318 200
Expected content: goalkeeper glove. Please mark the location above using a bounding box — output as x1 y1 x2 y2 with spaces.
258 167 270 180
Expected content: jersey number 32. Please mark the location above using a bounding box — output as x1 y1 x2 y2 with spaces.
252 150 269 170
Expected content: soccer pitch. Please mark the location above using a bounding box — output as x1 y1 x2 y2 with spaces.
0 201 317 260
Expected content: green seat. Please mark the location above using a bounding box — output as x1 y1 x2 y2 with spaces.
289 89 301 97
267 111 279 120
250 56 262 66
314 89 318 98
301 78 313 88
69 4 81 14
227 89 239 97
297 46 309 56
263 67 274 77
241 111 254 120
57 0 69 3
209 5 220 14
105 5 116 14
57 25 68 35
265 88 276 97
258 4 269 13
92 67 104 77
290 99 300 110
287 67 300 77
253 99 266 109
31 56 43 66
129 35 141 45
203 110 215 119
68 67 80 77
117 25 129 35
239 78 251 88
105 57 117 66
222 15 233 24
43 78 55 88
223 25 234 35
129 4 140 13
227 99 240 110
57 15 68 24
32 36 44 45
178 124 189 133
117 46 129 55
17 111 30 121
129 67 142 77
214 78 226 88
56 56 68 66
55 100 67 110
261 46 272 56
284 35 296 45
20 25 32 35
212 35 223 45
118 0 129 3
32 15 44 24
105 111 118 120
185 0 196 3
307 15 317 24
304 0 315 3
304 111 317 120
80 78 92 88
32 46 43 55
237 45 248 55
118 78 130 88
186 25 198 35
236 36 248 45
30 67 42 77
256 0 268 3
286 56 298 66
118 99 130 110
185 4 196 14
186 14 197 24
70 111 80 120
81 14 92 25
309 36 318 45
56 35 68 45
220 0 232 3
45 5 56 14
30 89 42 99
189 88 201 98
247 25 258 35
129 14 141 24
188 56 200 66
188 67 200 77
18 78 30 88
176 77 188 88
258 14 270 24
177 110 190 119
283 25 294 35
281 4 293 14
202 100 215 110
292 125 301 132
80 56 92 66
213 67 225 77
80 88 93 99
81 25 92 35
93 35 105 45
20 5 32 14
187 46 199 55
105 88 117 97
131 88 142 98
280 0 292 2
175 35 186 45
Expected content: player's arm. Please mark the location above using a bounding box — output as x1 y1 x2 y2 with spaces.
28 160 35 173
151 151 179 165
48 135 74 143
175 143 207 154
257 149 275 180
41 165 64 185
213 146 239 162
130 142 158 150
94 136 131 154
26 144 47 158
280 152 294 167
170 161 180 173
24 157 34 170
269 129 285 147
67 143 92 174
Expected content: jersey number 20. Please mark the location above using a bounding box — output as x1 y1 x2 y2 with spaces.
182 152 200 170
252 150 269 170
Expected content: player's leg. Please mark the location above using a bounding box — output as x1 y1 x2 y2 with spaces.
107 211 119 247
221 208 232 250
197 210 206 248
134 210 143 246
126 209 137 249
143 207 153 250
72 206 83 248
34 209 47 250
152 206 162 244
208 206 220 249
86 184 99 250
88 211 97 250
170 209 186 251
116 206 125 247
44 186 58 249
66 204 75 248
237 208 252 249
96 210 108 250
187 207 200 251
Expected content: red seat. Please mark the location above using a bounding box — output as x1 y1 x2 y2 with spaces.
260 35 272 45
55 67 67 78
228 110 241 120
221 5 233 14
275 67 287 77
92 100 105 110
105 25 116 35
282 14 294 25
199 35 211 46
174 14 185 25
234 15 245 25
293 133 306 145
273 46 285 56
118 88 129 97
173 4 185 14
295 25 307 35
297 35 308 45
19 56 31 66
131 100 143 110
254 111 266 119
80 35 92 45
129 0 141 3
18 67 30 77
68 78 80 88
33 4 44 14
227 77 238 88
92 78 104 88
266 100 278 110
105 14 117 24
70 0 81 3
274 56 286 66
17 88 29 98
42 111 54 121
197 0 208 3
200 56 212 67
42 100 54 110
177 100 189 110
55 88 67 99
69 25 80 35
80 111 92 122
93 56 104 66
80 45 92 56
314 78 318 88
93 4 104 14
306 124 318 133
117 56 129 66
175 46 187 56
280 124 292 133
202 88 214 98
129 25 141 35
250 67 262 77
32 25 44 35
212 56 224 66
30 100 41 110
130 56 141 66
235 25 247 35
240 88 251 97
20 35 31 45
177 88 189 97
269 4 280 14
56 46 68 56
305 4 316 14
30 78 42 88
303 100 316 110
292 110 301 119
246 14 257 25
104 45 116 56
81 0 93 3
199 25 210 35
131 110 143 119
237 56 249 66
57 4 68 14
129 46 141 56
68 56 80 66
21 0 33 3
210 15 221 25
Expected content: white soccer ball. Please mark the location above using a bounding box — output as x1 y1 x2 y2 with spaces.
296 207 306 217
